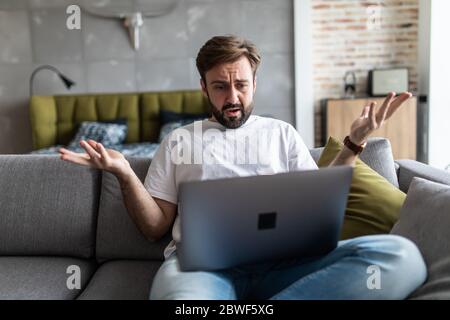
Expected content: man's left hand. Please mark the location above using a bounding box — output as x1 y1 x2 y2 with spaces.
349 91 413 145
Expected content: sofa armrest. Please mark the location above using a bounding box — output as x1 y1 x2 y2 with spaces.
396 159 450 193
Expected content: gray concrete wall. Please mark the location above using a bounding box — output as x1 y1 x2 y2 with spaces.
0 0 294 153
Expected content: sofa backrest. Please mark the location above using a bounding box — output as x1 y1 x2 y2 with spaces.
0 155 101 259
95 157 171 262
30 90 210 150
0 138 399 261
310 137 399 187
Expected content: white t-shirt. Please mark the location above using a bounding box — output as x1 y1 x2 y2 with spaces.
143 115 318 259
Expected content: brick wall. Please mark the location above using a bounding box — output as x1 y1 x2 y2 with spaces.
312 0 419 146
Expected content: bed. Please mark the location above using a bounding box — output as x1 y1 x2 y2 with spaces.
29 90 210 157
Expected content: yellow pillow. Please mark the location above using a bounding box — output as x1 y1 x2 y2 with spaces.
318 137 406 240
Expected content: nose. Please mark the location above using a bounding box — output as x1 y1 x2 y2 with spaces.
226 86 240 105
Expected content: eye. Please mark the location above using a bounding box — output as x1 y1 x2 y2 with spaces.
236 83 248 90
213 85 225 90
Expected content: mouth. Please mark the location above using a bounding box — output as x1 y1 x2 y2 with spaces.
224 107 241 117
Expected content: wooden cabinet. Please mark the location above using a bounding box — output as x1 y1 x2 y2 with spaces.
322 97 417 160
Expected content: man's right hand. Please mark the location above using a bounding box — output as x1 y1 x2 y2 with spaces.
59 139 131 179
60 139 175 241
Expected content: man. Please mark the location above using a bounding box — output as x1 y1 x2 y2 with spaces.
60 35 426 300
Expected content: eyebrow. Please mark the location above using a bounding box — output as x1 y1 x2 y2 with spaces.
210 80 249 85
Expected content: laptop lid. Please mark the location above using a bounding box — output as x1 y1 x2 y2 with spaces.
178 165 353 271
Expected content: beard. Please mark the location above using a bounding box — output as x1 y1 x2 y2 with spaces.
207 96 254 129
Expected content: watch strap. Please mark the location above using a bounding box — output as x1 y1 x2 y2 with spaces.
343 136 366 155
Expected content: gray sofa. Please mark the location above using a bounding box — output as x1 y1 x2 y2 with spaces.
1 138 450 300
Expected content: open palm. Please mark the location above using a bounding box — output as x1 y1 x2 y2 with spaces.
350 91 412 145
59 139 129 176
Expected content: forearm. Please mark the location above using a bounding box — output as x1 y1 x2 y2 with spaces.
116 164 169 240
329 145 358 167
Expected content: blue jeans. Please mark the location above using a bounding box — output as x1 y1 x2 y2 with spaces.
149 235 427 300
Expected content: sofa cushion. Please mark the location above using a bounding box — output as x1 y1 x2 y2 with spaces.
309 148 323 164
391 178 450 299
396 159 450 193
0 257 96 300
318 137 406 240
96 156 172 262
0 155 100 258
77 260 161 300
310 137 398 187
358 137 398 188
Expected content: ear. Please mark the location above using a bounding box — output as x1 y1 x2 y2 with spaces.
253 75 257 94
200 78 208 97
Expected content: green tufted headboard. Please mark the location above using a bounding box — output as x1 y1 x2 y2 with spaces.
30 90 210 150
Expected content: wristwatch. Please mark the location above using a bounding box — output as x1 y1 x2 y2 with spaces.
343 136 366 155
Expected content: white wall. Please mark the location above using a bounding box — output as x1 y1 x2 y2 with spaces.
294 0 314 148
427 0 450 169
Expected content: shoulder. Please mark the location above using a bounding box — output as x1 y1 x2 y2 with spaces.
251 115 295 132
255 117 301 142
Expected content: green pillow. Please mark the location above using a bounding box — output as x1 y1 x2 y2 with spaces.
318 137 406 240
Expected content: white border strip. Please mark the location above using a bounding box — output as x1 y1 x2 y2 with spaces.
294 0 314 148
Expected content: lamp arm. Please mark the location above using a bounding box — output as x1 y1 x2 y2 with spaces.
29 65 67 97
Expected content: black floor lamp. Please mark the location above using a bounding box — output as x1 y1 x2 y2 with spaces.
29 65 76 96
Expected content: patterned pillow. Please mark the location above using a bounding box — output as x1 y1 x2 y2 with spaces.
68 121 128 148
160 110 208 126
158 120 186 143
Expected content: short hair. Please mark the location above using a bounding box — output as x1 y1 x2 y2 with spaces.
196 35 261 82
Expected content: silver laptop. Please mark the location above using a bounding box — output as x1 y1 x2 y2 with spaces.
177 166 353 271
